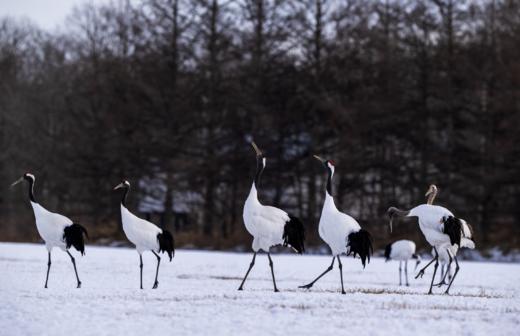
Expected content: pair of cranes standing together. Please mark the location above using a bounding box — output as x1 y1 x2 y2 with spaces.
11 174 174 289
10 142 474 294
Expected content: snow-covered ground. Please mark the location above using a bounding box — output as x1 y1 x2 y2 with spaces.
1 243 519 336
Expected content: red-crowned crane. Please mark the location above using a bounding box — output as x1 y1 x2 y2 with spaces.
11 173 88 288
425 185 476 287
238 142 305 292
384 240 421 286
387 184 472 294
114 180 175 289
299 156 373 294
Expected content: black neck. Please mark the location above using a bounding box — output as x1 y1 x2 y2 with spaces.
27 179 35 202
121 186 129 206
326 167 333 197
254 158 264 187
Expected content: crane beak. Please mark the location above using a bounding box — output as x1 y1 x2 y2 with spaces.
313 155 326 163
414 258 421 271
251 142 262 156
113 183 124 190
389 215 393 233
10 177 23 188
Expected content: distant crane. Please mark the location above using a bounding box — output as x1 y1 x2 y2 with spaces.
238 142 305 292
299 156 373 294
11 173 88 288
387 184 471 294
114 180 175 289
384 240 421 286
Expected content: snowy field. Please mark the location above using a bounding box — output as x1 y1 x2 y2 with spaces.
1 243 519 336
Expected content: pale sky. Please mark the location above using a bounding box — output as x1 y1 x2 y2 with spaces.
0 0 110 31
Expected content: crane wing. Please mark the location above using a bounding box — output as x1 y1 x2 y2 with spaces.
259 205 290 224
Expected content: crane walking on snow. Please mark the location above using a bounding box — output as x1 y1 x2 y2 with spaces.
238 142 305 292
114 180 175 289
387 184 472 294
11 173 88 288
299 156 373 294
424 185 475 287
384 240 421 286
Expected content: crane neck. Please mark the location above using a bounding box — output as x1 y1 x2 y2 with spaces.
426 190 437 205
326 166 334 197
120 185 129 207
27 178 35 203
324 191 337 210
254 157 265 187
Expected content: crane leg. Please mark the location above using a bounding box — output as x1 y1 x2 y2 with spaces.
139 254 143 290
399 261 402 286
434 264 443 287
299 257 335 290
427 247 439 295
44 252 51 288
435 250 452 286
444 255 460 294
337 256 346 294
415 253 437 279
267 253 279 292
67 251 81 288
152 251 161 289
238 252 256 291
405 260 409 286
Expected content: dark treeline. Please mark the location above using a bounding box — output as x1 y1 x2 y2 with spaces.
1 0 519 251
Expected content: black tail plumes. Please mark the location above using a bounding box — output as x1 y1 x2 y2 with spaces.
283 215 305 254
158 230 175 261
443 216 462 247
347 229 373 268
384 243 392 261
63 223 88 255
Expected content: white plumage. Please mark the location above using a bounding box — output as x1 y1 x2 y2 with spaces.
408 204 454 247
299 156 372 294
460 219 476 249
384 240 421 286
11 173 87 288
114 180 175 289
243 185 288 253
318 192 361 256
386 240 417 261
31 201 72 251
238 142 305 292
120 205 163 254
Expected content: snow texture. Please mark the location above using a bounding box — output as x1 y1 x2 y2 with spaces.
1 242 519 336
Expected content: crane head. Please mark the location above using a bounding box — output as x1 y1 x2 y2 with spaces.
425 184 437 197
113 180 130 190
251 142 266 168
10 173 35 188
313 155 335 170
